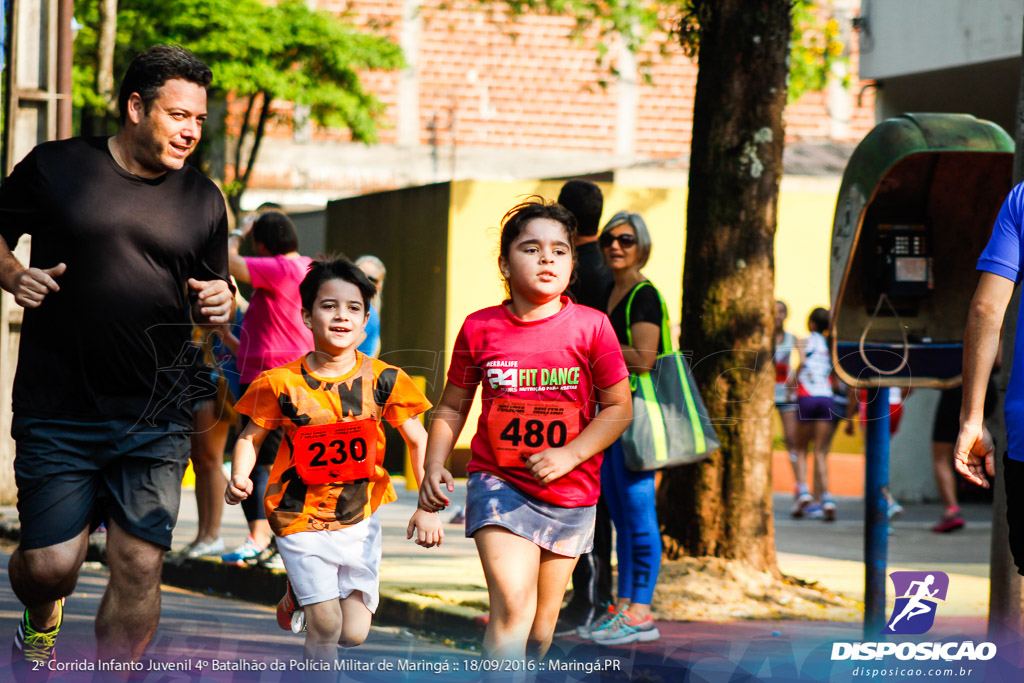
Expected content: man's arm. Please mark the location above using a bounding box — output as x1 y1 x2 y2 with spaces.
0 235 65 308
954 271 1015 487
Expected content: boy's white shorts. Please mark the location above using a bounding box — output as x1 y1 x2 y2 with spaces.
275 514 382 612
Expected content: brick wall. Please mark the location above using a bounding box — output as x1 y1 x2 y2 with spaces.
237 1 875 196
328 0 873 151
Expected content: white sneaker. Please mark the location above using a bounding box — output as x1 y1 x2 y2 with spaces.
186 538 226 558
790 492 814 518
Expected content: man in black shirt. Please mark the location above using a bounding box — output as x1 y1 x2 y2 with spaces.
556 180 614 635
0 46 232 671
562 180 613 310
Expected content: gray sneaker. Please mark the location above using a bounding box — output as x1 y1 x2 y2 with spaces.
578 604 622 639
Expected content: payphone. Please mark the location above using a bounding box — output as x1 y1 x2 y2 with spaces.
830 113 1013 388
828 112 1014 637
864 222 932 306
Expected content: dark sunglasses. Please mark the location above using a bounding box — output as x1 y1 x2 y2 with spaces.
599 233 638 249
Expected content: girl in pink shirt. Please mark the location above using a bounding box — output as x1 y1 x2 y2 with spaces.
410 198 631 660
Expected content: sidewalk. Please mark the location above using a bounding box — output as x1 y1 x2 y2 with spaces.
0 480 996 645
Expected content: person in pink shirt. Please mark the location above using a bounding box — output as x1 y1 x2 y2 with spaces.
226 210 313 565
411 198 632 660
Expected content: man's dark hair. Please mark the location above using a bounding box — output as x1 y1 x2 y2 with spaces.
557 180 604 237
299 258 377 314
252 211 299 256
118 45 213 124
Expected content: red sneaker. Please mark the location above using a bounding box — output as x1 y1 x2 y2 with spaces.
932 509 965 533
276 582 305 633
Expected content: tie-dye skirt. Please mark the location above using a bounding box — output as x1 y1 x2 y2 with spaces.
464 471 596 557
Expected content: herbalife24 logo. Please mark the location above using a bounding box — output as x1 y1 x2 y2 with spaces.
885 571 949 635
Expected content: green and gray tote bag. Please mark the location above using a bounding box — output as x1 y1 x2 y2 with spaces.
621 282 720 471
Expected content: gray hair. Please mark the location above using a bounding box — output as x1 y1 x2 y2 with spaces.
355 254 386 276
356 254 386 312
599 211 652 268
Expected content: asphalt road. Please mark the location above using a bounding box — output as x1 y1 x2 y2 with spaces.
0 546 475 683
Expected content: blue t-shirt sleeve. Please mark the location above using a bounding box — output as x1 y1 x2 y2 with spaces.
978 183 1024 283
358 305 381 357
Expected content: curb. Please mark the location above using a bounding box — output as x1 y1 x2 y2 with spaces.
0 519 486 640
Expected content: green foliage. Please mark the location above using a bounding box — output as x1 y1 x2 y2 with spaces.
498 0 845 102
73 0 404 140
787 0 847 102
72 0 404 211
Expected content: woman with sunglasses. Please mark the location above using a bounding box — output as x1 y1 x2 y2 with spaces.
585 211 663 645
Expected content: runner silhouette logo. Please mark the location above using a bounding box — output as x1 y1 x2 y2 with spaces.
885 571 949 635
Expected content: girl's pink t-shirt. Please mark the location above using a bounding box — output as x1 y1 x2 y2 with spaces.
237 254 314 383
447 297 628 507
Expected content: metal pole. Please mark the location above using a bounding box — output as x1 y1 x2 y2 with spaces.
864 385 890 638
56 0 72 139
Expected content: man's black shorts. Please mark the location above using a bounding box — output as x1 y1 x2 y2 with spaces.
1005 453 1024 576
13 415 190 551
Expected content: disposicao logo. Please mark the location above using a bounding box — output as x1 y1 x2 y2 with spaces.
885 571 949 635
831 569 997 663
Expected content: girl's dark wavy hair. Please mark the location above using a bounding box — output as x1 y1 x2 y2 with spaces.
498 197 578 297
499 196 577 261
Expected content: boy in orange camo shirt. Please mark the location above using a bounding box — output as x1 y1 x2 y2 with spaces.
226 258 441 671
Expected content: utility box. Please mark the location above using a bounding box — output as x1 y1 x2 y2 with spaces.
830 113 1014 388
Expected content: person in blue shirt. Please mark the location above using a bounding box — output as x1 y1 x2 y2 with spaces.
956 181 1024 572
356 255 386 357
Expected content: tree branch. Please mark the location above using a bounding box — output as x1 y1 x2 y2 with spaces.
234 93 257 183
239 91 273 191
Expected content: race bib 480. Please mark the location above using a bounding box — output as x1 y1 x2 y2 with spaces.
293 420 377 485
486 398 580 468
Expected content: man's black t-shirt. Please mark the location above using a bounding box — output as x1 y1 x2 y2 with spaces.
603 281 665 355
0 137 230 427
568 241 613 311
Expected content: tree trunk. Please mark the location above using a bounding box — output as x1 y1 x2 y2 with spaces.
80 0 118 137
658 0 792 574
96 0 118 110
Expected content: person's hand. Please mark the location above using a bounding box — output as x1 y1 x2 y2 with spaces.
844 420 855 436
954 422 995 488
406 509 444 548
225 474 253 504
525 447 582 485
418 463 454 511
189 278 233 324
12 263 66 308
239 213 258 236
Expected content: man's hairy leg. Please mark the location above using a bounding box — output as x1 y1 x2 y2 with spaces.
95 519 165 663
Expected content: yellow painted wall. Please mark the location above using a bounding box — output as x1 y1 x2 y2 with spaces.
446 180 687 447
775 176 842 339
442 177 862 453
